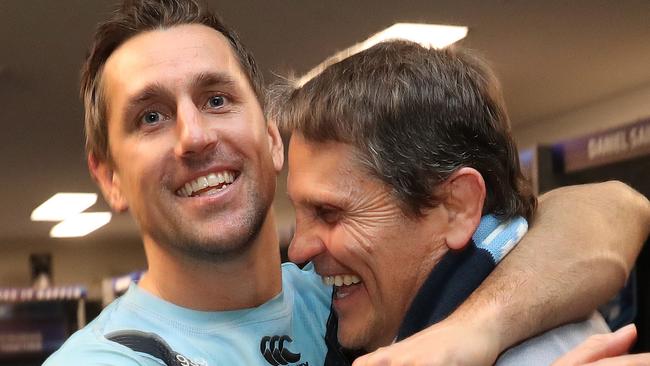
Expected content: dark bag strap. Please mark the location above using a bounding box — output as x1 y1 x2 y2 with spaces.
106 329 190 366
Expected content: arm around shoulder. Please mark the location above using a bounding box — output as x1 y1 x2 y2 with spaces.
351 182 649 366
436 181 648 361
535 180 649 283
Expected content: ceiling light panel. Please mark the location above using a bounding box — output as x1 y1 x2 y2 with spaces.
50 212 112 238
298 23 468 86
31 193 98 221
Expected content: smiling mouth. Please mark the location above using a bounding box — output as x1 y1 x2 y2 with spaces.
322 274 362 300
322 274 361 287
176 170 238 197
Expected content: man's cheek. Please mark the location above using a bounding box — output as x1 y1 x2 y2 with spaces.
339 220 380 257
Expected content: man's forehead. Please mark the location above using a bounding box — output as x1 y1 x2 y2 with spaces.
102 23 243 100
288 135 366 199
288 135 355 172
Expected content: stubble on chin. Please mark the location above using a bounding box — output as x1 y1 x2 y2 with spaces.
163 189 271 263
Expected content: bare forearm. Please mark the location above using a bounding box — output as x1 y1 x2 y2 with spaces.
451 181 650 353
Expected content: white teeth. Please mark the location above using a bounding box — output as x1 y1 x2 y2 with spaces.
191 180 200 192
322 274 361 287
335 291 351 300
197 188 219 197
207 173 219 186
334 276 343 286
177 171 236 197
343 275 353 286
197 176 209 190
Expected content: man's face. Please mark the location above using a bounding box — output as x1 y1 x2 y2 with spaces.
287 134 449 351
97 24 283 258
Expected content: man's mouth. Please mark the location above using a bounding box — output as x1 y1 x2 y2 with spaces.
176 171 238 197
322 274 362 300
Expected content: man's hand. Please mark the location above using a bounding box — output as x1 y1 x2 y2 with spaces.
552 324 650 366
352 324 650 366
352 315 500 366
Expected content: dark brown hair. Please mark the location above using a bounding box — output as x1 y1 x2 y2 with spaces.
273 40 536 220
81 0 265 162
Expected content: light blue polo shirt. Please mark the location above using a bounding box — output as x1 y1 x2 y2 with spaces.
44 263 332 366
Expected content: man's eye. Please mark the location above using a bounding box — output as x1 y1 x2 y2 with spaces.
316 206 340 224
207 95 226 109
142 111 163 124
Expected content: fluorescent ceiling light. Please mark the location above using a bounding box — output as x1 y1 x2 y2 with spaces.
31 193 98 221
50 212 112 238
365 23 468 49
298 23 468 86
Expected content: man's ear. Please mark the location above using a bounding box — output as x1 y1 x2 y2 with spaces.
442 167 486 250
88 153 128 212
266 119 285 172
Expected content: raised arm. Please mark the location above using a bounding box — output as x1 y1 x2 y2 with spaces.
353 181 649 366
480 181 648 353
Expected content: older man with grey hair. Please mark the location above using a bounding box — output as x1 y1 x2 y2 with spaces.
276 40 650 365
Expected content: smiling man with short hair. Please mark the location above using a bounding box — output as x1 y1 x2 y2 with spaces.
277 40 650 364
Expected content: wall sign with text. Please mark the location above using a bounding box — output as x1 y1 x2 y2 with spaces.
554 117 650 173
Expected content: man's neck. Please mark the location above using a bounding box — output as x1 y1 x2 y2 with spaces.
138 215 283 311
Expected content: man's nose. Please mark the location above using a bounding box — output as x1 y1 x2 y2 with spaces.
174 102 217 158
288 228 327 265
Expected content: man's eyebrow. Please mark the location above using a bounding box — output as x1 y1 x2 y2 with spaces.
288 191 348 210
123 72 236 118
126 83 173 113
190 71 236 90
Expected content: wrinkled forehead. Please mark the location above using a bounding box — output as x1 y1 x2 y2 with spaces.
287 134 372 200
101 24 250 115
288 134 359 174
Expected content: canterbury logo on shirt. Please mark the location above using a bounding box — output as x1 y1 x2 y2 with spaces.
260 335 306 366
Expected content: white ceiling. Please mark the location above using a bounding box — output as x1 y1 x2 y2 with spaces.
1 0 649 244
